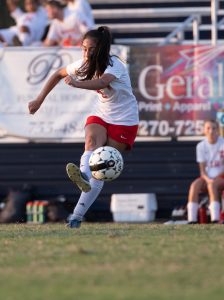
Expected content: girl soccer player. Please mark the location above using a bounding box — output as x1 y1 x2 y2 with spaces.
28 26 139 228
187 120 224 223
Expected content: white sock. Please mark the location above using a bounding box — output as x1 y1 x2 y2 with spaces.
71 178 104 221
187 202 199 222
209 201 220 222
80 151 92 180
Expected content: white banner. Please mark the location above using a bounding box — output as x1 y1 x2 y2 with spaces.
0 45 128 142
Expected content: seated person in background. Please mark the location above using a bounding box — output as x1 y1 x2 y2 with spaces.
43 0 94 47
65 0 95 29
0 0 48 46
187 119 224 223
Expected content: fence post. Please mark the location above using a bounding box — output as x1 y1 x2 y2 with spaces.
211 0 218 46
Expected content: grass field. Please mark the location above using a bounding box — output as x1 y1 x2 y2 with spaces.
1 223 224 300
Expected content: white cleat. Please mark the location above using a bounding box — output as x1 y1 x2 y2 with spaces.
66 163 91 193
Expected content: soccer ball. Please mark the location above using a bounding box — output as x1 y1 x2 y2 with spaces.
89 146 124 181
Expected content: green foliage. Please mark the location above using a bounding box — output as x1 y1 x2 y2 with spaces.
1 223 224 300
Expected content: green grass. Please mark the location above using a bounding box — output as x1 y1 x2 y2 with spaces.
1 223 224 300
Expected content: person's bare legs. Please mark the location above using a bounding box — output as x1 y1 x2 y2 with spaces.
188 177 224 223
68 124 129 227
207 178 224 222
187 178 206 223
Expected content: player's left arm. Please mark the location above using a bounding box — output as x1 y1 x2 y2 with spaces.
64 73 116 90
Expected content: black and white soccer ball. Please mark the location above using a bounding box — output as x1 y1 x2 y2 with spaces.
89 146 124 181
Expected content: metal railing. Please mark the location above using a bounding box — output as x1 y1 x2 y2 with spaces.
160 0 220 46
211 0 219 45
159 15 201 46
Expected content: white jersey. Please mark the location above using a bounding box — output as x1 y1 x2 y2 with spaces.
46 7 89 45
10 7 24 23
66 56 139 126
0 6 48 46
67 0 95 29
30 6 49 42
197 136 224 178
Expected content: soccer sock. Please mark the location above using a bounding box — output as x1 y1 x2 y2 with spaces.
187 202 199 222
209 201 220 222
80 150 93 180
71 178 104 221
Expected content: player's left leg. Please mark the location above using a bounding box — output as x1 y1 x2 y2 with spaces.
107 137 129 152
187 177 206 223
207 177 224 222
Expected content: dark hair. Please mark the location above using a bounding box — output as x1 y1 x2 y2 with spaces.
205 119 219 128
76 26 113 80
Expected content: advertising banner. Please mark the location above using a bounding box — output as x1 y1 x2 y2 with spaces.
1 44 224 142
131 45 224 138
0 45 128 141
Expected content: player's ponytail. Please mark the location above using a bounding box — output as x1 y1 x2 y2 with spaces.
76 26 113 80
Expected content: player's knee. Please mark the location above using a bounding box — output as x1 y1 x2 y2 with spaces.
85 134 106 151
207 180 219 191
190 180 200 193
85 135 98 151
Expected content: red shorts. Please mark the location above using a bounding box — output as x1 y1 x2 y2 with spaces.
85 116 138 150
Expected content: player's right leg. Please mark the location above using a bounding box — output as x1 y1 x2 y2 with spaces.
66 122 107 192
187 177 206 223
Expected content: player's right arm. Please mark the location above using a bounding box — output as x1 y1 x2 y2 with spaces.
28 68 67 114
